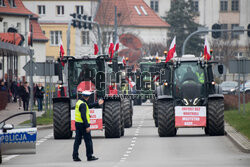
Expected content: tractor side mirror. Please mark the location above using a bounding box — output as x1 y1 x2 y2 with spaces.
218 64 224 74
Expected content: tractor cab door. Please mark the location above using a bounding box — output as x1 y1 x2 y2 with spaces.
0 112 37 155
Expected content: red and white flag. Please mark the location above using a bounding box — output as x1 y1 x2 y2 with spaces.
108 38 114 62
59 37 65 67
203 37 211 60
153 75 160 82
122 56 126 66
165 36 176 63
115 38 119 52
126 77 135 88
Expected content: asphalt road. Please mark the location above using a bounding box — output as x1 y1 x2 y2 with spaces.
2 104 250 167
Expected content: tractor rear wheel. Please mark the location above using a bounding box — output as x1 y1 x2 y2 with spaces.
158 100 176 137
123 99 132 128
104 101 121 138
53 102 72 139
207 99 224 136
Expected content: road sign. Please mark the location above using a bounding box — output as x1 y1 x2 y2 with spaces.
229 59 250 74
23 60 39 75
23 61 55 76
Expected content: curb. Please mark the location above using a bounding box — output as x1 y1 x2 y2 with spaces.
37 124 53 130
225 122 250 153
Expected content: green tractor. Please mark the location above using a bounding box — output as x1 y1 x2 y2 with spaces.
154 55 224 136
53 55 133 139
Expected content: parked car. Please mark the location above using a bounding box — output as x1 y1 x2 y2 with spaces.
0 112 37 164
220 81 238 94
240 82 250 94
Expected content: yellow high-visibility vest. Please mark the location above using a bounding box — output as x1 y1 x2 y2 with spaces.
75 100 90 124
196 72 204 84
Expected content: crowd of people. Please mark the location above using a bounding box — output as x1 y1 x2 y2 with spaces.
0 79 45 111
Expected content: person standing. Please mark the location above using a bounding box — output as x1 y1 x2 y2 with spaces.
21 82 30 111
17 82 23 110
35 83 45 111
72 91 104 162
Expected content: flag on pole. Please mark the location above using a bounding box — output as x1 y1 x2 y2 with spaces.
59 37 65 67
165 36 176 63
94 43 99 55
203 37 211 60
115 38 119 52
126 77 135 88
122 56 126 66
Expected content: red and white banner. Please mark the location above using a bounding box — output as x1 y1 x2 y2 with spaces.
153 75 160 82
126 76 136 88
59 37 65 67
175 106 206 127
71 108 103 131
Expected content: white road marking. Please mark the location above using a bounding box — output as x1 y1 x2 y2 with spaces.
3 155 19 161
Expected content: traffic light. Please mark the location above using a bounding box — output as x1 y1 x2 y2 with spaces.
88 16 92 30
70 13 77 27
212 24 221 39
248 24 250 37
83 15 87 29
77 14 82 29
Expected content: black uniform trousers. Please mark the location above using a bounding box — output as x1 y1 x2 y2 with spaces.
73 122 93 159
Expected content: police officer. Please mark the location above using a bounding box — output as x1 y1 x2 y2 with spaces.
73 91 104 162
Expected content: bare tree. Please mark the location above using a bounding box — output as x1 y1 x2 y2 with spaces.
141 43 168 57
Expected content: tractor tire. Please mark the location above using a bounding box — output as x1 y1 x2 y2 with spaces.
104 101 121 138
158 100 176 137
121 100 125 136
53 102 72 139
123 99 132 128
207 99 224 136
153 100 158 127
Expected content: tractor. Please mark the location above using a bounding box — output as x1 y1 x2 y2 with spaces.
154 55 224 136
53 54 133 139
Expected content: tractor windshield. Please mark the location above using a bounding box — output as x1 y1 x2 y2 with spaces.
173 62 205 99
68 60 98 99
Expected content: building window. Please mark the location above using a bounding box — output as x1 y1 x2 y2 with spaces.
50 31 62 46
3 22 8 32
0 0 5 6
150 0 159 12
16 23 21 33
220 0 228 11
221 24 228 39
81 31 89 45
76 5 84 15
191 0 199 12
56 6 64 16
8 0 16 7
231 24 239 39
231 0 239 11
38 5 45 15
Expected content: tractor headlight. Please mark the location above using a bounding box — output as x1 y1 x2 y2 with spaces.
122 72 126 77
155 82 159 86
164 82 168 86
183 98 189 106
147 84 151 88
230 88 235 92
193 98 200 105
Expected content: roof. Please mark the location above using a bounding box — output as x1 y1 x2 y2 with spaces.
0 0 38 17
95 0 170 28
30 19 48 42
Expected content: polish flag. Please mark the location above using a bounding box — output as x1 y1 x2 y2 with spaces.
115 38 119 52
204 37 211 60
122 56 126 66
153 75 160 82
126 77 135 88
165 36 176 63
109 39 114 62
59 37 65 67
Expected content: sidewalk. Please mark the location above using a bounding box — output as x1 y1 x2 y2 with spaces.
0 102 45 126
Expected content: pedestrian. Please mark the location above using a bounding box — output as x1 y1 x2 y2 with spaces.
11 80 18 102
35 83 45 111
72 91 104 162
20 82 30 111
17 82 23 110
0 80 7 91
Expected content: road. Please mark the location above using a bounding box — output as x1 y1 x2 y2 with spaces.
2 104 250 167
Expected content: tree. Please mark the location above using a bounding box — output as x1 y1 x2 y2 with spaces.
164 0 203 56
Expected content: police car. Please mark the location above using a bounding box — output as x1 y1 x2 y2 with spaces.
0 112 37 164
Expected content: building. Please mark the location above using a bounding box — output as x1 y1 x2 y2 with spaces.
0 0 47 82
144 0 250 57
23 0 99 59
95 0 169 65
